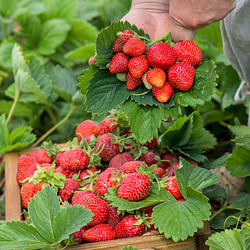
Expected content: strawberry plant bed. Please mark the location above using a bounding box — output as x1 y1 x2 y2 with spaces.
5 147 210 250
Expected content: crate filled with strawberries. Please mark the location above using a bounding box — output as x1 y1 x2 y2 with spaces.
4 111 217 249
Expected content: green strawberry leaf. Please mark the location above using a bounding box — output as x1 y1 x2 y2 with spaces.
174 60 218 107
230 193 250 210
152 187 211 242
0 41 15 72
0 221 51 250
0 114 9 153
175 158 219 199
105 183 175 213
95 20 150 69
229 124 250 138
120 100 181 143
86 70 131 114
206 229 250 250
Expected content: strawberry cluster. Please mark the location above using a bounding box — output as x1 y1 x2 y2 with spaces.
16 114 197 245
108 30 203 103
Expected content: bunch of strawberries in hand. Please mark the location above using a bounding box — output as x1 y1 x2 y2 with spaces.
108 29 203 103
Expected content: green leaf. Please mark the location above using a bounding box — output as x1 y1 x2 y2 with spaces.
65 44 96 62
229 125 250 138
0 114 9 152
28 186 61 242
120 100 180 144
201 155 229 170
0 42 15 72
226 146 250 177
203 184 227 200
206 229 250 250
77 0 100 21
175 158 219 198
174 60 218 107
120 246 138 250
0 221 51 250
52 205 93 243
37 19 70 55
86 70 131 114
105 184 175 213
231 193 250 210
152 187 211 242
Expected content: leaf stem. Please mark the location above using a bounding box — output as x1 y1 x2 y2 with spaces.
132 89 151 96
33 105 76 147
6 92 19 125
0 70 9 78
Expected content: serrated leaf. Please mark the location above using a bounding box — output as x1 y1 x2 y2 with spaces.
174 60 217 107
37 19 70 55
105 184 174 213
120 100 180 143
226 146 250 177
86 70 131 114
152 187 211 242
95 20 150 68
65 44 96 62
175 158 219 198
231 193 250 210
28 186 61 242
0 114 9 152
229 125 250 137
206 229 250 250
0 221 51 250
0 41 15 72
201 154 229 170
52 205 93 243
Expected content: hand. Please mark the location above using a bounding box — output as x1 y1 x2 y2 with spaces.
169 0 236 41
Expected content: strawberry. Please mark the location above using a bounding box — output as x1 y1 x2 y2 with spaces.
107 205 126 228
55 151 64 166
128 56 149 78
72 191 108 227
160 152 179 169
164 176 182 200
114 215 145 238
173 40 203 68
59 178 80 202
146 42 176 70
123 37 146 57
75 120 98 142
146 68 166 88
54 166 68 178
118 173 151 201
147 211 157 232
71 227 87 244
29 149 53 164
82 224 115 242
94 167 122 196
20 182 43 208
95 134 120 162
126 71 143 90
94 117 119 137
79 167 99 183
120 160 144 174
112 29 133 53
152 82 173 103
168 62 195 91
139 152 158 166
60 149 89 171
153 167 165 178
108 152 134 169
109 52 129 74
165 162 180 177
16 155 38 185
145 137 157 149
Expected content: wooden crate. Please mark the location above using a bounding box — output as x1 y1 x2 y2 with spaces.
5 148 211 250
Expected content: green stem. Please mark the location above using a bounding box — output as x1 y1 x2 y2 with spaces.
6 92 19 125
33 105 76 147
0 70 9 78
132 89 151 96
151 31 171 44
210 201 228 221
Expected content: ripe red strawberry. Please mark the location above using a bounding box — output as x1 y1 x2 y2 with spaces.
165 162 180 177
112 29 133 53
29 149 53 164
123 37 146 57
94 117 119 137
20 182 43 208
118 173 151 201
55 151 64 166
146 42 176 70
160 152 179 169
108 152 134 169
164 176 182 200
60 149 89 171
94 167 122 196
128 56 149 78
79 167 99 183
82 224 115 242
71 227 87 244
95 134 120 162
147 211 157 232
153 167 165 178
173 40 203 68
139 152 158 166
145 137 157 149
120 160 144 174
75 120 98 142
109 52 129 74
16 155 38 185
54 166 68 178
146 68 166 88
72 191 108 227
126 71 143 90
59 178 80 202
114 215 145 238
152 82 173 103
107 205 126 228
168 62 195 91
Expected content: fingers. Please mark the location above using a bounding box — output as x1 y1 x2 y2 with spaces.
170 23 196 42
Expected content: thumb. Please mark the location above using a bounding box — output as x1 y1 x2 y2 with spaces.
170 21 196 42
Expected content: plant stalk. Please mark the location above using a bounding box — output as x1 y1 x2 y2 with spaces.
6 93 19 125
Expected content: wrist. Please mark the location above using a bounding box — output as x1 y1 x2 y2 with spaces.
131 0 169 13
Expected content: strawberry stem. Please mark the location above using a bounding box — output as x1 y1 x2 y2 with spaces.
132 89 151 96
148 31 173 46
